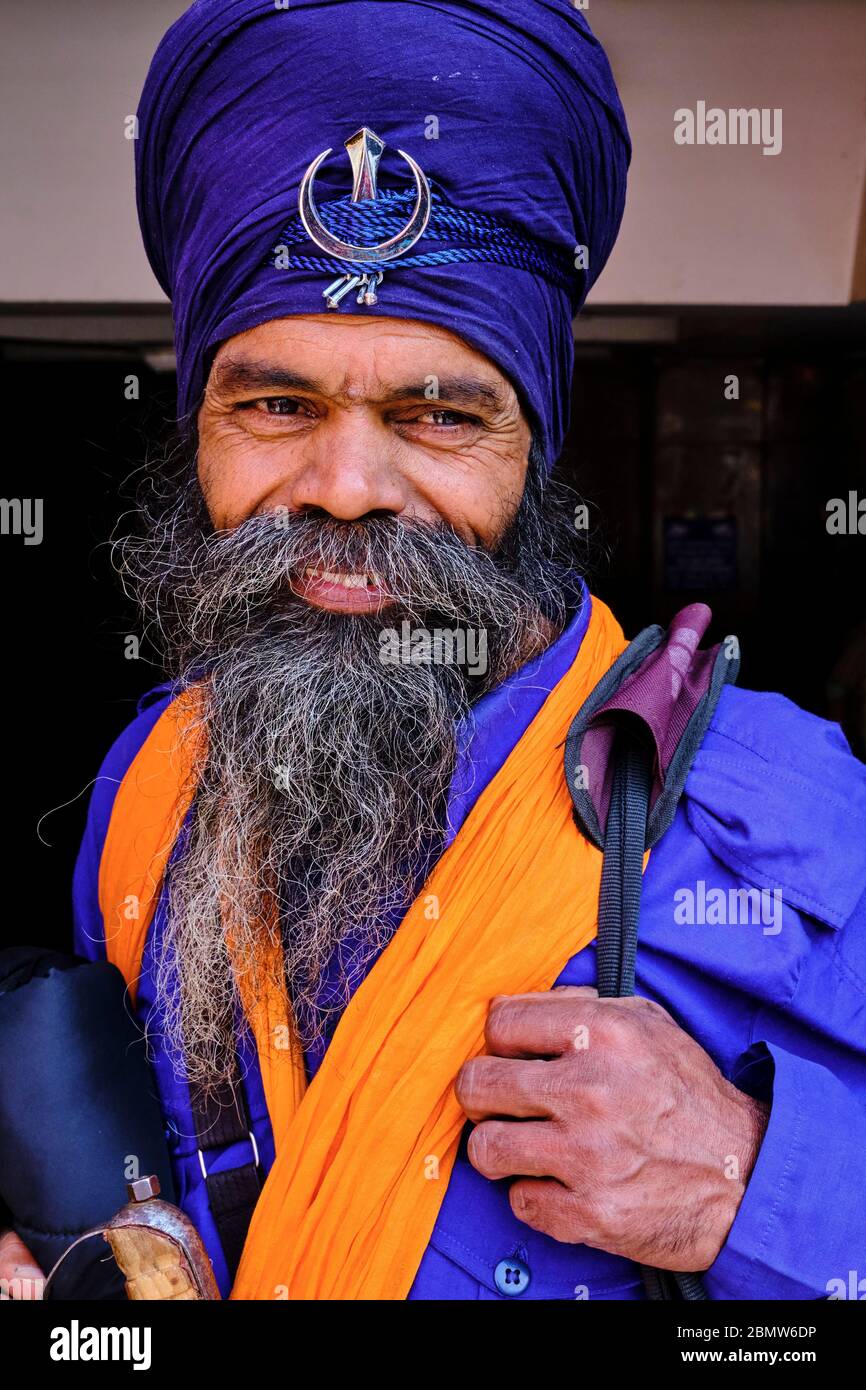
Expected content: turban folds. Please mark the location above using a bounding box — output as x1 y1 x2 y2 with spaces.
136 0 630 466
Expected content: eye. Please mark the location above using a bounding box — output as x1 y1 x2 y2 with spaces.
410 408 480 431
256 397 305 416
236 396 314 420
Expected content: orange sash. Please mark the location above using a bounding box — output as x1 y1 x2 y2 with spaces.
100 594 629 1299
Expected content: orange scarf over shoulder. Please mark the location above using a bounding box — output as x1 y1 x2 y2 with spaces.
100 595 628 1299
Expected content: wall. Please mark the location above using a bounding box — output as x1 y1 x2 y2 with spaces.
1 0 865 307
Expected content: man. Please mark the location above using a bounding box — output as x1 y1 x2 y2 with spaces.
3 0 866 1301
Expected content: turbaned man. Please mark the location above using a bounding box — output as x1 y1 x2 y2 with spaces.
4 0 866 1301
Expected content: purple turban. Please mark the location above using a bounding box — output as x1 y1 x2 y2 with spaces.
135 0 630 467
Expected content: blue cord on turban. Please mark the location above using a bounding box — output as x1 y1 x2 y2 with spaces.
135 0 630 468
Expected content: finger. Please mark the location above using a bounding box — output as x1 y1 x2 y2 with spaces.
486 991 599 1058
509 1177 590 1241
0 1229 45 1300
467 1119 568 1182
494 988 599 1002
455 1055 555 1120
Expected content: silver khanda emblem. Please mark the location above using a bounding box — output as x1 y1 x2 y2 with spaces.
299 126 431 309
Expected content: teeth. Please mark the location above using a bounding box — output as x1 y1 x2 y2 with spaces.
304 567 382 590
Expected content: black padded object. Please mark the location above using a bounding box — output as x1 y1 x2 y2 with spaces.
0 947 175 1299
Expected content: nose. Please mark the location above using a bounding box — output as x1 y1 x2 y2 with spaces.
277 411 409 521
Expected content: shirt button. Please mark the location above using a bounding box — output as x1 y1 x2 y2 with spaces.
494 1257 531 1296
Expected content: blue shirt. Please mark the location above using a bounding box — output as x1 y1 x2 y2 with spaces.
72 586 866 1299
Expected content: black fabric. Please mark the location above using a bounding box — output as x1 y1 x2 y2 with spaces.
191 1078 252 1151
0 947 175 1299
596 725 654 999
203 1163 262 1279
189 1073 262 1281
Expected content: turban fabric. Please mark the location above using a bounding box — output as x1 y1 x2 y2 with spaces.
135 0 630 466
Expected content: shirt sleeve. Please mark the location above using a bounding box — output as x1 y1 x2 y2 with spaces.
705 882 866 1301
71 688 174 962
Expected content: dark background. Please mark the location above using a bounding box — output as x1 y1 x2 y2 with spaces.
1 302 864 954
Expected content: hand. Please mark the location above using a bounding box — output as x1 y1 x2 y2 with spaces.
455 986 770 1272
0 1228 45 1300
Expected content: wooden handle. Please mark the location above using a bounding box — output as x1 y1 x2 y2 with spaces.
104 1226 202 1301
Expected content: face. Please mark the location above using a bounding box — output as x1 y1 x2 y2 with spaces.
196 314 533 613
124 315 582 1097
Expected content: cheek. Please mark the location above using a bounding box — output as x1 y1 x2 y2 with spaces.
426 455 526 547
197 424 275 529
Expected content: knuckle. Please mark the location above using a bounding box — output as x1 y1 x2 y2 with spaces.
626 994 674 1028
544 1057 582 1105
579 1185 621 1243
583 1006 618 1047
594 1008 645 1060
581 1189 605 1229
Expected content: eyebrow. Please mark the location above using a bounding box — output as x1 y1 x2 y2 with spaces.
211 357 509 413
389 377 508 412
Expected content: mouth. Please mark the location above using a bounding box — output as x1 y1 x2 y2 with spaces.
289 566 393 614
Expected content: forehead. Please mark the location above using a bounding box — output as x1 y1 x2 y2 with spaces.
208 314 519 409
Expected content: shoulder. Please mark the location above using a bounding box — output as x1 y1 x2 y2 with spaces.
684 685 866 929
94 683 177 800
72 683 177 959
695 685 866 811
703 684 862 771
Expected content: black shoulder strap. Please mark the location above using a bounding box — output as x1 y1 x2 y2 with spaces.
596 728 707 1301
189 1072 263 1282
564 621 740 1302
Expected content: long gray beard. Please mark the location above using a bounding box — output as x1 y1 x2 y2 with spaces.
115 437 589 1099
